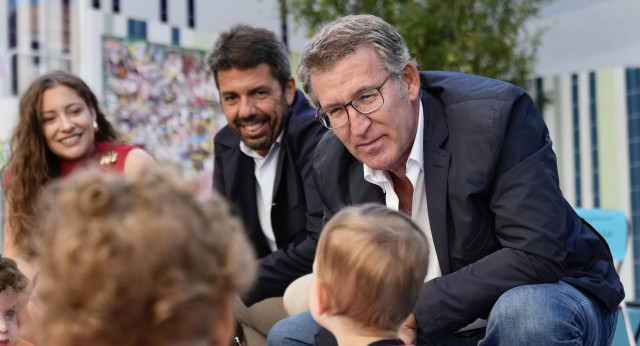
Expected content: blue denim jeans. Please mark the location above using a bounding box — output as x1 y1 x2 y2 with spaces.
479 281 618 346
267 310 317 346
267 281 618 346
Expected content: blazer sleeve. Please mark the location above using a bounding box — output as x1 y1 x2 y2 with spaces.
243 116 327 305
415 91 568 343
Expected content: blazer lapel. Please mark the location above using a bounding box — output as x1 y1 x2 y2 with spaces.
420 80 452 274
272 123 289 201
222 140 256 204
349 161 385 205
231 152 258 215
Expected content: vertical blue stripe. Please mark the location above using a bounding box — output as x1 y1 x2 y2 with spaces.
127 19 147 40
627 68 640 298
572 74 581 206
172 27 180 45
188 0 195 28
536 77 544 118
589 72 600 208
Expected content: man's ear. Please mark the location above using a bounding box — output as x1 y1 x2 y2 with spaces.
285 77 296 106
402 61 420 101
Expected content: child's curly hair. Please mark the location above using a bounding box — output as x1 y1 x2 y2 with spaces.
30 167 256 346
0 257 28 293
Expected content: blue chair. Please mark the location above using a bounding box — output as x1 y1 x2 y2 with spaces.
612 302 640 346
575 208 634 346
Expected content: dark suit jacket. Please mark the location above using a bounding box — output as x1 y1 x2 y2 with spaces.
313 72 624 343
214 90 326 305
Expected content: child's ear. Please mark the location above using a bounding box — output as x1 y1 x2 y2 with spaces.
314 279 330 315
208 299 235 346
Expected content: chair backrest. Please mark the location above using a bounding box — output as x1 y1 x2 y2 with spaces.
575 208 628 261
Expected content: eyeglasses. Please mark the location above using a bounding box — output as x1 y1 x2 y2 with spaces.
316 74 392 129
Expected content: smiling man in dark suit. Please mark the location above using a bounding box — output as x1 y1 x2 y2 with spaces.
267 14 624 346
206 25 326 346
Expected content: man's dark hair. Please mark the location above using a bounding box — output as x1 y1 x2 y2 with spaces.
207 25 291 89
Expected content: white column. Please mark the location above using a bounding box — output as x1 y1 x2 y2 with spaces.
72 0 101 98
543 76 560 152
578 72 594 208
37 0 46 74
42 0 64 71
16 0 33 94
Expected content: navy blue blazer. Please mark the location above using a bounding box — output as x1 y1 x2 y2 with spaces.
313 72 624 343
214 90 326 305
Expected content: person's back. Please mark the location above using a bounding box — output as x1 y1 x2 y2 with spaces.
309 204 428 346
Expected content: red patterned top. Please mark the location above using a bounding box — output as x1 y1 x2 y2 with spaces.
3 141 141 186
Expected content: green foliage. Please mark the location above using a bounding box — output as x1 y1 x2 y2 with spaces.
287 0 549 88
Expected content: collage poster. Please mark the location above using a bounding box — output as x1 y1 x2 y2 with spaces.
102 37 226 196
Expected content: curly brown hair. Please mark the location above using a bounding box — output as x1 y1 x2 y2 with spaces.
1 71 118 256
0 257 28 293
30 167 256 346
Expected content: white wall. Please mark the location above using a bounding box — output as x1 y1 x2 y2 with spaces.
90 0 308 53
118 0 161 24
148 22 171 46
532 0 640 77
167 0 188 28
0 97 19 142
197 0 281 39
193 0 308 53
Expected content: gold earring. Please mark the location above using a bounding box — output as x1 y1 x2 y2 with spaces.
93 120 99 133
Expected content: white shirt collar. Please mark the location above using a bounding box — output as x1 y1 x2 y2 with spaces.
239 130 284 163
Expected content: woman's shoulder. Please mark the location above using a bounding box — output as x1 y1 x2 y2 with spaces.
95 141 152 175
117 144 156 180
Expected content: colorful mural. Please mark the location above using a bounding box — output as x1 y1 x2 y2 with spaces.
102 37 226 195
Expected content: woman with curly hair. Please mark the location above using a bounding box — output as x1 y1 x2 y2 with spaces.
26 167 255 346
1 71 155 279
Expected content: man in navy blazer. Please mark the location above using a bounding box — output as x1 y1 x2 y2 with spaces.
207 25 326 345
267 15 623 346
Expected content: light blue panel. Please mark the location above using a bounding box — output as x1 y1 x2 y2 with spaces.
575 208 628 261
611 304 640 346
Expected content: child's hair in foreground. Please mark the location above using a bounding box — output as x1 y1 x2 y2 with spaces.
315 203 429 332
29 167 256 346
0 257 28 293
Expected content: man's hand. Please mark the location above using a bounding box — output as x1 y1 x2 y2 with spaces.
398 313 419 346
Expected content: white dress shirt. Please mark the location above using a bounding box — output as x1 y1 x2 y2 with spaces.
363 101 441 281
240 132 284 252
